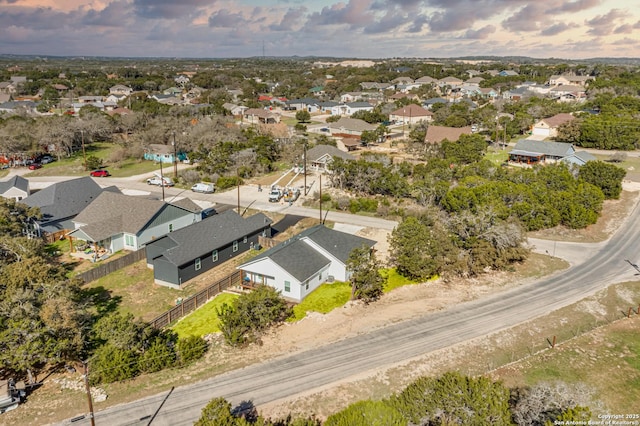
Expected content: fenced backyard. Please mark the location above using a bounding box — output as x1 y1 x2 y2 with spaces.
150 270 243 329
76 248 147 283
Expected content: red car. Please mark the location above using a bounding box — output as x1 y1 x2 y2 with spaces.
90 169 110 177
28 163 42 170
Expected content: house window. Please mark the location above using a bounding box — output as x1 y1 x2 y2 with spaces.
233 240 238 252
125 234 134 247
306 282 309 290
195 258 201 271
284 281 290 292
169 224 173 232
212 250 218 262
318 273 322 281
243 236 247 243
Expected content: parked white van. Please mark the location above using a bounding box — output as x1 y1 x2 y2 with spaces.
191 182 215 193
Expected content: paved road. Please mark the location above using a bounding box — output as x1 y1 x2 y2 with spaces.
60 188 640 425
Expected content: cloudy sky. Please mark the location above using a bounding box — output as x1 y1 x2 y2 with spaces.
1 0 639 59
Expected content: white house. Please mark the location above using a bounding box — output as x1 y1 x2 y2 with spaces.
0 175 30 201
531 113 575 138
329 102 373 116
238 225 376 302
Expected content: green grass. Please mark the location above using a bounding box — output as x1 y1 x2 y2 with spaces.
484 149 509 164
84 260 183 321
381 268 418 292
290 282 352 321
24 142 164 178
171 292 239 338
0 168 8 178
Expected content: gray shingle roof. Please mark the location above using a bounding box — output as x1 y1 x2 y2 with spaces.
265 240 331 282
306 145 354 162
155 210 272 266
0 175 29 195
22 177 117 224
245 225 376 280
169 197 202 213
327 117 377 133
72 191 167 240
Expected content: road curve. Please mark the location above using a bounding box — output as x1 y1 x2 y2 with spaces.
60 194 640 426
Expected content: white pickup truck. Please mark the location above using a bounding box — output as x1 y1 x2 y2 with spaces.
146 176 174 187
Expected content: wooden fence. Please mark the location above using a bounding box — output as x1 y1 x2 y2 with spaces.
76 248 147 284
150 270 243 329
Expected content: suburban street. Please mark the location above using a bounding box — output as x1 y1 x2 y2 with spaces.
57 176 640 425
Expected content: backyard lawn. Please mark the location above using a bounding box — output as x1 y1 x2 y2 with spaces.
171 292 239 338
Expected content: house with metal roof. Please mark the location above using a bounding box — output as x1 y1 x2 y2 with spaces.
509 139 595 166
238 225 376 302
22 176 119 240
68 191 199 254
145 210 272 287
0 175 30 202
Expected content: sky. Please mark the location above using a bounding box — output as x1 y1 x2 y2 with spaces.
0 0 639 60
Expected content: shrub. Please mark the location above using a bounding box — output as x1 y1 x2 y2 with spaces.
324 400 406 426
216 176 243 190
138 338 176 373
180 169 201 185
176 335 208 365
89 344 139 384
85 155 103 170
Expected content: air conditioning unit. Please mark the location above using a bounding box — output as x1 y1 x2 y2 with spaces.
327 275 335 283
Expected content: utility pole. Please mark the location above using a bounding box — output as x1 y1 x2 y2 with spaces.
160 160 165 201
81 130 87 171
303 139 307 196
172 131 178 179
319 172 322 224
83 361 95 426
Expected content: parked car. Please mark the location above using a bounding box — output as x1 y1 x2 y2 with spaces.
191 182 215 193
90 169 110 177
268 187 283 202
28 163 41 170
146 176 174 187
40 155 54 164
201 207 218 219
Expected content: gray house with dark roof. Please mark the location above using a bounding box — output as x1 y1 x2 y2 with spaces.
0 175 30 201
306 145 355 172
238 225 376 302
145 210 272 287
68 191 199 253
509 139 595 166
22 176 119 239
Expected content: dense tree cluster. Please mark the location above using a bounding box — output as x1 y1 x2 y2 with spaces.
197 372 592 426
217 286 292 346
89 312 207 384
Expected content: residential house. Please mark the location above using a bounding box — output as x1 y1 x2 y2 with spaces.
0 81 17 95
109 84 133 96
163 87 183 96
78 96 104 104
0 175 30 202
502 86 532 101
531 113 575 138
174 75 190 86
549 85 586 102
329 102 373 116
391 77 414 85
68 191 200 254
286 98 319 111
548 75 594 87
151 94 183 105
465 77 484 86
306 144 355 172
0 100 39 115
438 76 463 88
243 108 281 124
340 92 367 103
222 103 249 116
389 104 433 126
477 87 499 99
238 225 376 302
22 176 119 240
146 210 272 287
360 82 393 91
424 125 473 144
318 101 339 113
508 139 595 166
326 117 377 137
143 143 186 164
422 97 448 109
309 86 325 96
499 70 519 77
0 93 11 104
415 76 437 85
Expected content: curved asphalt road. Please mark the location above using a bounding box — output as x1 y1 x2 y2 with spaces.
59 195 640 426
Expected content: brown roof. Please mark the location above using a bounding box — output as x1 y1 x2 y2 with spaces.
390 104 432 117
540 113 575 128
424 125 473 144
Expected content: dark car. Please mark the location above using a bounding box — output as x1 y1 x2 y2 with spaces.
201 207 218 219
90 169 110 177
28 163 42 170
